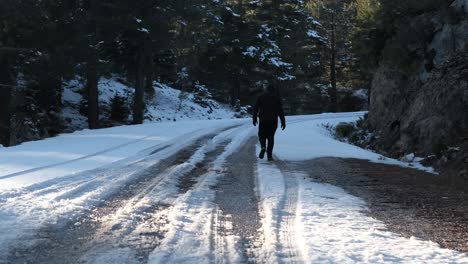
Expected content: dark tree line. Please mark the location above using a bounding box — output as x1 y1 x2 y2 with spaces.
1 0 378 146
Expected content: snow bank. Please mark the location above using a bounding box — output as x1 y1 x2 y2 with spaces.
276 113 434 172
294 176 468 263
0 119 244 191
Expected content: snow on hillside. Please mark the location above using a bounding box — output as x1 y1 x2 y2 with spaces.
61 77 238 132
147 82 235 122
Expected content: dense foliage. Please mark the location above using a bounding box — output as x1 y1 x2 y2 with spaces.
1 0 379 146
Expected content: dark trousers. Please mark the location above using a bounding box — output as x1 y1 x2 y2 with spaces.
258 121 278 156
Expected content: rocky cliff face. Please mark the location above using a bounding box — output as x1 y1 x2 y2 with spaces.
368 0 468 161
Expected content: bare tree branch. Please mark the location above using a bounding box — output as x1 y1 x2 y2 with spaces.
0 47 29 52
0 84 17 88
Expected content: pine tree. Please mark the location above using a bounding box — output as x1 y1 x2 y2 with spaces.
308 0 358 112
1 0 340 144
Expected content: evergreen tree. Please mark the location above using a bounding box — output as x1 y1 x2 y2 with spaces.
308 0 359 112
1 0 342 145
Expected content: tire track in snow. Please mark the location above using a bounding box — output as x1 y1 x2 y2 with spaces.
148 124 255 263
0 125 240 205
79 135 232 263
276 161 302 263
0 134 170 180
0 124 238 202
213 136 261 263
4 125 242 264
255 154 305 263
276 160 314 264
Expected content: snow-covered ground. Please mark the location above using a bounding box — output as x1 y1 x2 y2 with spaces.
0 119 243 191
257 162 467 263
0 112 426 192
276 113 434 173
62 78 237 131
0 113 466 263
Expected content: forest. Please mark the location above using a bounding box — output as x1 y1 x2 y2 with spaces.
0 0 384 146
1 0 466 155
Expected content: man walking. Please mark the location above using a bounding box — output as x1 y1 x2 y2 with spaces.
253 85 286 161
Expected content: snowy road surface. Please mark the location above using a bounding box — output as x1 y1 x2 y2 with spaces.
0 113 467 263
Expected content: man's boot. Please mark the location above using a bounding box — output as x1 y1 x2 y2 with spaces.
267 153 274 161
259 148 266 159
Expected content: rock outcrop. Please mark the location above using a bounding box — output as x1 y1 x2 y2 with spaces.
368 0 468 162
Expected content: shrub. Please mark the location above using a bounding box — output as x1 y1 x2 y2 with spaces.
110 95 129 122
192 82 215 110
335 122 356 138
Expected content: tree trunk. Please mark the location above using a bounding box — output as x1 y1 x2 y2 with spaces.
329 15 338 113
86 0 99 129
0 54 13 146
133 46 146 124
272 0 279 11
231 45 242 106
237 0 244 15
230 78 241 106
236 78 241 102
230 85 237 106
0 86 12 147
144 41 154 98
37 75 63 136
368 86 371 106
86 53 99 129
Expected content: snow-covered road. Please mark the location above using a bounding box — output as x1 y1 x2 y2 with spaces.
0 113 466 263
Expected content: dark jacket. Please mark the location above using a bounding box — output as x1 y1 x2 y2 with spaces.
253 92 286 126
